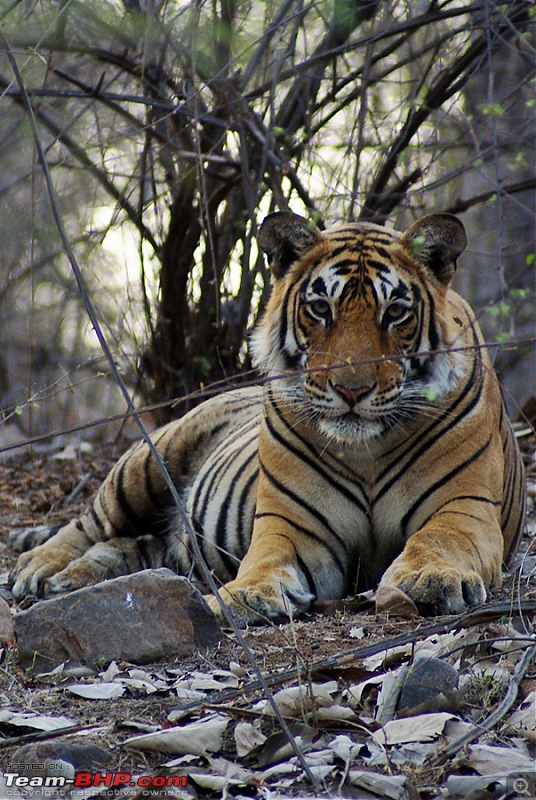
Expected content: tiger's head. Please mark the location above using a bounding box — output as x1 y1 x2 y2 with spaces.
252 211 469 445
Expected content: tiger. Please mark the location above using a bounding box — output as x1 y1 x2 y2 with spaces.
10 211 526 626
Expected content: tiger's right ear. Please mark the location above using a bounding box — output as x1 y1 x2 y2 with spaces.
258 212 321 279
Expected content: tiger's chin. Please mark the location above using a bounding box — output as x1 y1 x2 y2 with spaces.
317 414 385 447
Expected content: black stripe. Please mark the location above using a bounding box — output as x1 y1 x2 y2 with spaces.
295 552 317 598
401 435 494 538
432 509 488 524
258 457 350 556
192 418 259 522
375 322 484 492
254 511 347 578
278 283 294 360
137 535 163 569
435 494 501 508
90 507 107 534
237 468 259 554
115 456 154 530
359 257 392 274
191 516 209 577
266 387 368 513
425 289 439 352
214 448 258 577
143 451 169 511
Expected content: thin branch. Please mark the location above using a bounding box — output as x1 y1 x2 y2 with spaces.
0 84 179 111
166 600 536 715
3 333 535 456
444 179 536 215
244 4 484 101
239 0 301 91
0 73 159 253
360 1 531 219
0 723 104 751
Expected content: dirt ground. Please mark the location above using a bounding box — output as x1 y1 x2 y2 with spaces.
0 422 534 799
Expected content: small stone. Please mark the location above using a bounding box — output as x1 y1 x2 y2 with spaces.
12 742 111 777
14 569 221 672
375 585 419 617
397 656 459 714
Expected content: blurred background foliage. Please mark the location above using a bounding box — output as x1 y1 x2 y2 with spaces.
0 0 533 444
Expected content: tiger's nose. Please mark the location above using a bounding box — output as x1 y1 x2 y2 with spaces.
330 381 374 407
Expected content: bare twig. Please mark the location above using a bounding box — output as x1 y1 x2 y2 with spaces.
2 334 535 456
444 179 536 215
0 73 159 254
0 723 104 751
168 600 536 715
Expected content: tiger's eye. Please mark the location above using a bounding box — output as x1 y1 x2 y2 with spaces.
384 303 410 325
309 299 331 318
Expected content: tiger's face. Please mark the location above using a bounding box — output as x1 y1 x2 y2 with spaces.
252 213 469 444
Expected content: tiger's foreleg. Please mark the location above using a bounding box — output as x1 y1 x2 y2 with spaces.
13 531 168 598
11 516 111 598
204 519 315 626
10 516 170 599
10 433 175 599
204 421 335 625
378 500 504 615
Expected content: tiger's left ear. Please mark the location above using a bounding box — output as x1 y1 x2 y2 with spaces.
258 212 321 279
399 213 467 285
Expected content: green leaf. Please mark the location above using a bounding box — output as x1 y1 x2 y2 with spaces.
479 102 504 117
412 235 426 255
509 288 529 299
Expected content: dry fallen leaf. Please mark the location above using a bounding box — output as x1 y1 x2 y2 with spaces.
234 720 267 757
506 691 536 732
348 769 414 799
465 743 536 775
256 681 340 716
189 756 257 791
0 710 77 731
67 682 125 700
372 712 457 745
123 713 230 756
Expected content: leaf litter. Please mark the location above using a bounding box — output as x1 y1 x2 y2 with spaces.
0 428 535 798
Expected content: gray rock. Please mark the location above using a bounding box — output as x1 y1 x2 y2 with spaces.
14 569 221 672
397 656 459 714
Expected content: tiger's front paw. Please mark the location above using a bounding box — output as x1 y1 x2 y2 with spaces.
205 571 314 627
379 558 487 616
10 545 75 600
40 562 103 596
